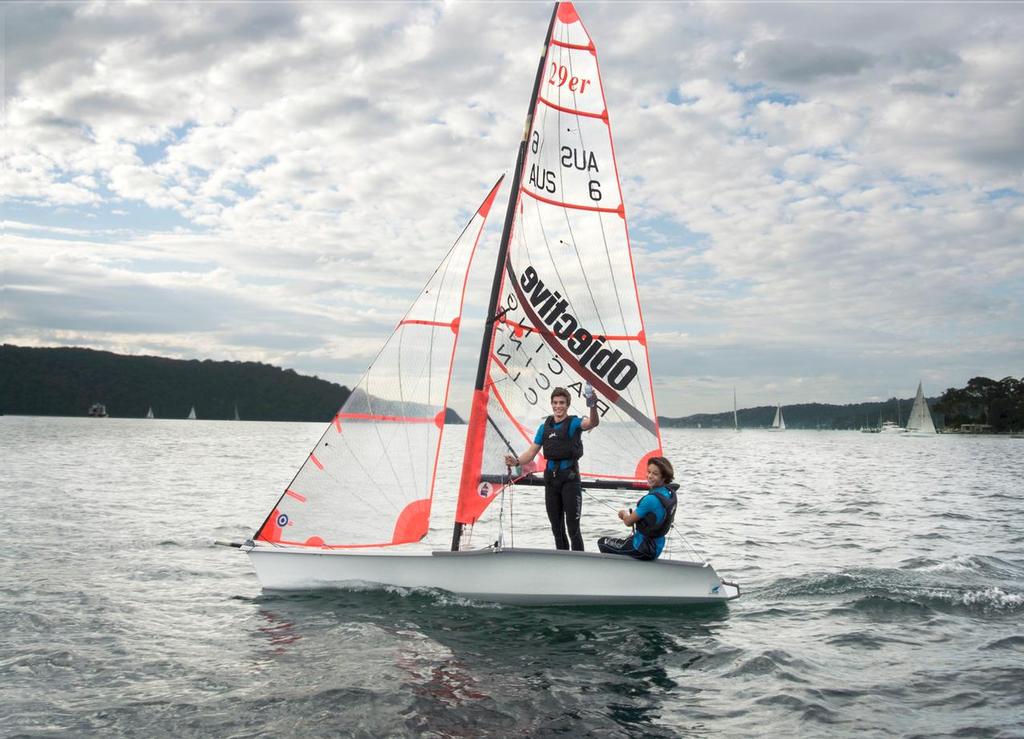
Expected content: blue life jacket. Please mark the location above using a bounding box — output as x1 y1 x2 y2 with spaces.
635 484 678 540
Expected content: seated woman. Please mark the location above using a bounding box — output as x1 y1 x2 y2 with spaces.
597 456 677 561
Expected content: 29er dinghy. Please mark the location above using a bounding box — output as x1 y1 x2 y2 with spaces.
232 2 739 606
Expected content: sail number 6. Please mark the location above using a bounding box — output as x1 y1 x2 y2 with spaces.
548 63 591 93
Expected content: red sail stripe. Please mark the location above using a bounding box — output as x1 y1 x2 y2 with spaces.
520 185 624 217
395 317 452 327
537 94 607 121
285 489 307 502
501 314 639 343
491 353 511 375
337 412 436 423
310 453 324 470
550 37 593 52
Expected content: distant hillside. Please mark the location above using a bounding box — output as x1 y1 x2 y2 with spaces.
0 345 350 421
660 398 940 431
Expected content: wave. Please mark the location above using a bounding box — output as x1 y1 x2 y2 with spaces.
982 635 1024 651
899 554 1024 578
764 569 1024 616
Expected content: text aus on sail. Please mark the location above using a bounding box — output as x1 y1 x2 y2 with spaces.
495 265 639 409
528 139 605 203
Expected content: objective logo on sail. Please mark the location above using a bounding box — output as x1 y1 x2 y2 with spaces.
519 265 638 391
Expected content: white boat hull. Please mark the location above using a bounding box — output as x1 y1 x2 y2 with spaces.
247 545 740 606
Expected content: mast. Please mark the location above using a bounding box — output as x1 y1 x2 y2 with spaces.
733 387 738 431
450 2 560 552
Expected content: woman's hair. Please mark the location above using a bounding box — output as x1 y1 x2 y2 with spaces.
551 387 571 404
647 456 675 484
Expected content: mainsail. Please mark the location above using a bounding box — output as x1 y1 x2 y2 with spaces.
771 404 785 430
455 2 663 534
905 381 936 433
254 178 504 548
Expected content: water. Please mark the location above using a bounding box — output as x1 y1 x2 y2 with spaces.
2 417 1022 737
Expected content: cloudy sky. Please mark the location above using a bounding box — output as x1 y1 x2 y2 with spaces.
4 1 1022 416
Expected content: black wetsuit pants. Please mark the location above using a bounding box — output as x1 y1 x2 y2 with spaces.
545 465 584 551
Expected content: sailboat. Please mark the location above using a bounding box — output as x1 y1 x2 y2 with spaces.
770 404 786 431
733 388 739 432
903 381 937 436
233 404 240 422
187 406 197 420
145 406 155 419
232 3 738 606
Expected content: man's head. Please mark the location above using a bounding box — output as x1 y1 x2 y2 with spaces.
550 387 571 420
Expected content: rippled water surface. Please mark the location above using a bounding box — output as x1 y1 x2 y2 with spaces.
2 417 1022 737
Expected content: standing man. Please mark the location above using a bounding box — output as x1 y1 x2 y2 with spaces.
504 385 599 551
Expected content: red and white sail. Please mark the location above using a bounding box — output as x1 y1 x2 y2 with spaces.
456 2 662 528
255 177 504 548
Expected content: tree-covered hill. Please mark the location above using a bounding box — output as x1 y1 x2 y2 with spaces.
660 376 1022 432
933 376 1023 432
659 398 930 430
1 344 353 421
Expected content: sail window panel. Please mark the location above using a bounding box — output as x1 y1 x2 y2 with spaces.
281 421 437 546
355 329 454 413
524 113 621 212
540 43 604 117
510 205 641 340
485 318 657 480
551 10 593 50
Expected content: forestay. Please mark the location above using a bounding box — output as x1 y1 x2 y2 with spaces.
457 2 662 528
255 178 503 548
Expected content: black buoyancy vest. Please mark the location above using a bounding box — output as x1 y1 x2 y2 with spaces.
635 484 678 540
542 415 583 461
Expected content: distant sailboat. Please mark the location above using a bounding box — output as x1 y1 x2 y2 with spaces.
904 382 937 436
187 406 197 420
233 404 240 422
733 388 739 432
770 404 786 431
145 407 154 419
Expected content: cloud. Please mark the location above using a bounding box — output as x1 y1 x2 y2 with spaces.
736 39 876 83
3 2 1022 415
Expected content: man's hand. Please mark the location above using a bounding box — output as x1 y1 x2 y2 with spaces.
504 453 518 467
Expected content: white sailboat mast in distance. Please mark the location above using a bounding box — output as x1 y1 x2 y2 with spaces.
733 388 739 432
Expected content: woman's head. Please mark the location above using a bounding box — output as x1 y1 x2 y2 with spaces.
646 456 674 486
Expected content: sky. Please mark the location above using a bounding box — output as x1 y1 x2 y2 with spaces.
3 1 1023 416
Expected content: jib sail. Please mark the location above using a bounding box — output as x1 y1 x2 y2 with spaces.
255 177 504 548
